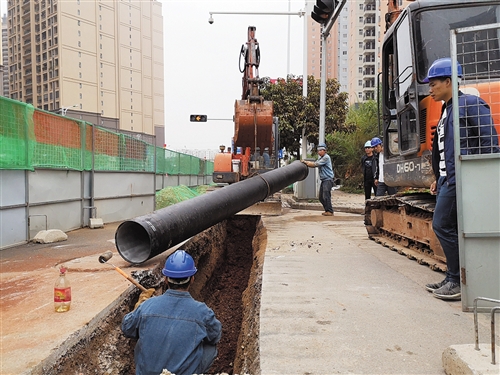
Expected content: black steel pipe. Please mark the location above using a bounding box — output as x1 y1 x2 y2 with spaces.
115 161 309 263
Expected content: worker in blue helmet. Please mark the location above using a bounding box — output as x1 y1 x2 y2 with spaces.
361 140 377 199
424 57 499 301
301 142 335 216
371 137 396 196
122 250 222 375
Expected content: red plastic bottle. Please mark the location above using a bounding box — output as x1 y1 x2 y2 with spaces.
54 266 71 312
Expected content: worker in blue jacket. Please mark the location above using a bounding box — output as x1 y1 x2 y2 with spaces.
122 250 222 375
424 58 499 301
301 143 335 216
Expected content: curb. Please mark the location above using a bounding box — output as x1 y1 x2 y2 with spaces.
282 196 365 215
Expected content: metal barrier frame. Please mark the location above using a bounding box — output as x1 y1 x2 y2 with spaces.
473 297 500 364
450 23 500 312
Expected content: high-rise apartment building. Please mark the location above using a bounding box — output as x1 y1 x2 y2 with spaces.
1 14 8 97
307 1 377 103
306 0 412 105
348 0 378 104
336 4 349 93
306 10 338 81
6 0 164 143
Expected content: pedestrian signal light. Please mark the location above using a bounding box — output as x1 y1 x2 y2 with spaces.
190 114 208 122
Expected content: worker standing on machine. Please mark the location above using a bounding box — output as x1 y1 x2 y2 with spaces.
263 147 271 168
372 137 397 196
361 140 377 199
423 58 499 300
301 143 335 216
121 250 222 375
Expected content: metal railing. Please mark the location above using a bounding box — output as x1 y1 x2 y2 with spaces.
473 297 500 364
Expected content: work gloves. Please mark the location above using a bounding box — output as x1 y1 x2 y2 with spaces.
133 288 156 310
301 160 315 168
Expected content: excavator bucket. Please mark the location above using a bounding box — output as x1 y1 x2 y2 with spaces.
234 99 274 151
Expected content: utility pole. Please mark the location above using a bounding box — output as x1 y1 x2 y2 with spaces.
311 0 347 145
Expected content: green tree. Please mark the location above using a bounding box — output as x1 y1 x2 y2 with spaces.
260 75 350 158
260 76 305 158
329 100 379 189
303 75 351 146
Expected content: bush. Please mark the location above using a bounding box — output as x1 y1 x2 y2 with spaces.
326 100 379 189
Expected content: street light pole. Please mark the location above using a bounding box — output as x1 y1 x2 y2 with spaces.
209 10 306 19
318 31 327 145
317 0 347 145
287 0 291 76
301 1 312 160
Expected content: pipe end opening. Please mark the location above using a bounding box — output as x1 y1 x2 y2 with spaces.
115 221 151 264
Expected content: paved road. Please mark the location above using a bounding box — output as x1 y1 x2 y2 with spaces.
0 222 161 375
259 209 498 375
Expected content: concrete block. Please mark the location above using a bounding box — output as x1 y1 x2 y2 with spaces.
33 229 68 244
443 344 500 375
89 218 104 229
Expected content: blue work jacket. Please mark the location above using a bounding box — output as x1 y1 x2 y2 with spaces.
314 153 334 181
432 92 499 185
122 289 222 375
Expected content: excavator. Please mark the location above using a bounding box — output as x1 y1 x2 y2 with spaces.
365 0 500 271
213 26 278 184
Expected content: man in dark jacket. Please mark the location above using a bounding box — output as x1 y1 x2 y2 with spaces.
424 58 499 301
361 140 377 199
372 137 396 196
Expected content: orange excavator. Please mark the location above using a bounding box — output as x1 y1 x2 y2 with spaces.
365 0 500 270
213 26 277 184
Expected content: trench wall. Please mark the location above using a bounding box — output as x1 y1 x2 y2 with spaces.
26 216 264 375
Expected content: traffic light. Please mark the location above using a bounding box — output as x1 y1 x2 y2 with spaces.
190 114 207 122
311 0 336 24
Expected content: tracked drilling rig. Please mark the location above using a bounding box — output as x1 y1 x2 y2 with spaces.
365 0 500 270
213 26 278 184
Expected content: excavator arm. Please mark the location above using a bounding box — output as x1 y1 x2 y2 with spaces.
213 26 275 184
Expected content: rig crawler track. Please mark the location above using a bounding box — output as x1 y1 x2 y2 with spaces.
369 233 446 272
365 193 447 273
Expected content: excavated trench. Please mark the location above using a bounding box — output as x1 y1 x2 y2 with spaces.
34 215 265 375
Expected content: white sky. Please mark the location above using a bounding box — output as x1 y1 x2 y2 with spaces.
162 0 306 151
1 0 307 151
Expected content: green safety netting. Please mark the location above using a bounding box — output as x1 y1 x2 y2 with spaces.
0 96 213 174
0 96 35 170
155 184 216 209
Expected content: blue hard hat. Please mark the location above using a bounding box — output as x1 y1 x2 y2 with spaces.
162 250 197 278
317 143 327 151
423 58 463 83
364 141 372 148
371 137 382 147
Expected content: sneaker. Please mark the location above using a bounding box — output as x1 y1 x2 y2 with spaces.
433 281 461 300
322 212 333 216
425 279 448 292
